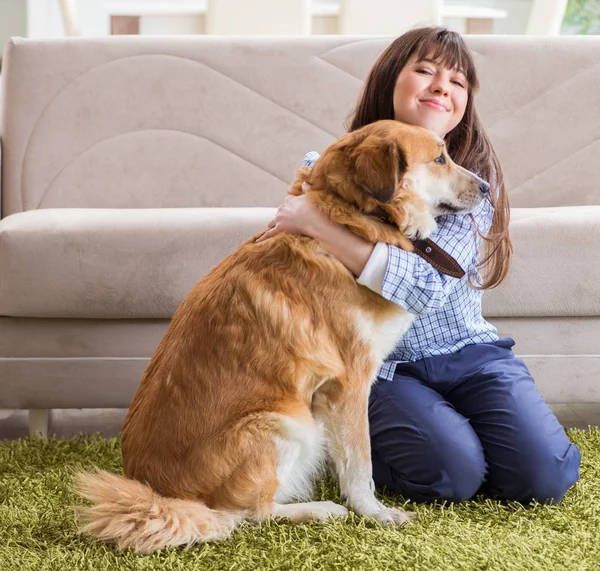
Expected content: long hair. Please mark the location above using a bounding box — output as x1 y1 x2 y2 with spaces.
347 26 512 290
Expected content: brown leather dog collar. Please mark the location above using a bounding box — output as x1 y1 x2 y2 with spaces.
410 238 465 278
371 209 465 278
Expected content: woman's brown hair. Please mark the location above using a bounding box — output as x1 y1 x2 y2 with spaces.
347 26 512 290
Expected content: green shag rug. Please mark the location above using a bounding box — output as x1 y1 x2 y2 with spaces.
1 428 599 571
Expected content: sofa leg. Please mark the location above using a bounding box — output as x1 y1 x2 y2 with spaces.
29 409 50 438
0 409 16 420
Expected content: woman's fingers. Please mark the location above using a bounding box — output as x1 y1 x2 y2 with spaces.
255 226 275 243
255 184 312 243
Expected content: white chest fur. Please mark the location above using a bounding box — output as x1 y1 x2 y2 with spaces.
352 306 415 368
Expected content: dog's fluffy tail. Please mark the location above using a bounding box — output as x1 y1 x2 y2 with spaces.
73 469 242 554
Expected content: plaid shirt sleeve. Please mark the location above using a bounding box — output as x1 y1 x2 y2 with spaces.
381 197 494 315
303 151 320 168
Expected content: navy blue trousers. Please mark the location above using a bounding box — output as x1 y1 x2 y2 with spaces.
368 338 581 504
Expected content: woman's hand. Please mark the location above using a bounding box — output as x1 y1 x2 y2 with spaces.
255 183 326 242
255 182 375 276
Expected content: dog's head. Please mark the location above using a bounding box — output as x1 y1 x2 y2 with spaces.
307 120 489 239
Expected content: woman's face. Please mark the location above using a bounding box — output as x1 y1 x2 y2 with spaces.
392 54 469 138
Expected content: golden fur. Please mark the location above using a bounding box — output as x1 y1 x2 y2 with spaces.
74 120 486 554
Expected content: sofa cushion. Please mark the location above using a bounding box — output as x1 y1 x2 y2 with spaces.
483 205 600 317
1 206 599 319
0 208 273 318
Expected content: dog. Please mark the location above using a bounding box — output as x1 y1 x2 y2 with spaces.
74 119 488 554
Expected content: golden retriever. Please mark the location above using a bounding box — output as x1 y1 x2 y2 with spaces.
74 119 488 554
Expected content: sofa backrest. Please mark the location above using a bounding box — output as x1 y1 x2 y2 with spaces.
1 35 599 217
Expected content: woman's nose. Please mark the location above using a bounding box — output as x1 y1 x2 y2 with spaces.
430 78 450 95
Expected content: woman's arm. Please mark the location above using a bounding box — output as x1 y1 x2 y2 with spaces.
255 192 375 277
256 189 485 314
309 213 376 277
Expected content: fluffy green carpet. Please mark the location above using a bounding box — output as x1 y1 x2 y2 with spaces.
1 428 599 571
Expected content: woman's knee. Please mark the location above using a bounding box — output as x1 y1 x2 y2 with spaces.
368 385 487 504
372 433 487 503
507 442 581 504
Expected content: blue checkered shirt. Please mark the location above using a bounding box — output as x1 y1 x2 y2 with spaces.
303 151 499 380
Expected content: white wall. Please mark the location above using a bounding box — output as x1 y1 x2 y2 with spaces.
489 0 534 34
27 0 109 38
0 0 27 55
444 0 534 34
140 15 204 35
9 0 540 39
27 0 207 37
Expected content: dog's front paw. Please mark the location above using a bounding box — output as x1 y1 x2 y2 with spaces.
405 212 437 241
350 495 416 527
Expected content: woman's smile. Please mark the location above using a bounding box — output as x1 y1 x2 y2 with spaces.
418 98 451 112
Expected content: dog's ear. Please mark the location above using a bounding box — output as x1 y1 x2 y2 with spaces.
349 135 407 203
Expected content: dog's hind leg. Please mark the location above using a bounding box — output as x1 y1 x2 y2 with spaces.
207 408 346 523
268 413 348 523
272 412 328 504
270 501 348 522
250 409 348 523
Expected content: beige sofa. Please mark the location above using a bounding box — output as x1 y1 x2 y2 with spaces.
1 35 599 437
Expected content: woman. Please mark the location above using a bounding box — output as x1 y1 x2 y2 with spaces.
257 26 580 505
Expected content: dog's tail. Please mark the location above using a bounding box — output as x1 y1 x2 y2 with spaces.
73 469 242 554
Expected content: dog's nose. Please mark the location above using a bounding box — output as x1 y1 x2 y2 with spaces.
479 180 490 195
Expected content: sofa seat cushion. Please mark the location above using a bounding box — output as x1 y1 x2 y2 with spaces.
0 208 274 318
1 206 599 319
483 205 600 317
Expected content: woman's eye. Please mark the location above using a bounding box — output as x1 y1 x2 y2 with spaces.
452 80 465 88
416 68 432 75
435 154 446 165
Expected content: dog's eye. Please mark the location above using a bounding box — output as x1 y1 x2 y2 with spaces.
435 154 446 165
